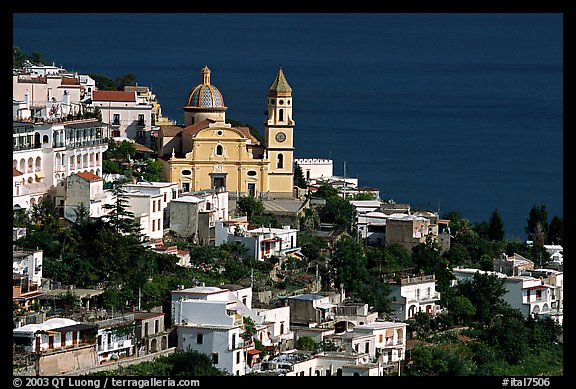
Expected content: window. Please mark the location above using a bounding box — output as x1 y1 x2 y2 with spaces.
155 320 159 333
279 108 284 121
236 351 241 364
277 153 284 169
137 114 145 126
112 114 120 125
216 145 223 156
197 333 203 344
232 334 236 349
212 353 219 364
144 322 149 337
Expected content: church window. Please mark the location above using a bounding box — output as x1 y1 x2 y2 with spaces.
277 153 284 169
247 170 257 176
182 169 192 176
279 109 284 121
216 145 223 156
279 99 284 105
217 130 223 136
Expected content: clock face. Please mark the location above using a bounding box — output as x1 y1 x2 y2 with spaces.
275 132 286 142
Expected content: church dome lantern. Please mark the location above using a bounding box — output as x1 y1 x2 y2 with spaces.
183 65 227 126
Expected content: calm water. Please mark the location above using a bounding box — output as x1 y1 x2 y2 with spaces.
12 13 563 240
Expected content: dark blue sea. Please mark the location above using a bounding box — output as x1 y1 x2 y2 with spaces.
12 13 563 241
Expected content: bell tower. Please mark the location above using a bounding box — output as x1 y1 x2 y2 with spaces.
264 68 295 199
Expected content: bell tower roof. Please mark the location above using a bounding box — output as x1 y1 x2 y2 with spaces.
268 68 292 98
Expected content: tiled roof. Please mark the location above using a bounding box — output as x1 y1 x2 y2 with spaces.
158 124 185 137
61 77 79 85
92 90 136 102
76 171 101 181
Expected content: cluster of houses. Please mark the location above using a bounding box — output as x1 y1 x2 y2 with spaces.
13 62 563 376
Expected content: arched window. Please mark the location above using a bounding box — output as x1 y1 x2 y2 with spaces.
277 153 284 169
216 145 223 156
279 109 284 122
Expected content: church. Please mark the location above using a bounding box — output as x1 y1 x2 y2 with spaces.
158 66 295 199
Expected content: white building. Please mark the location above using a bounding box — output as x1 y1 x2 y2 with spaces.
294 158 333 182
91 90 154 149
215 221 299 261
13 119 108 212
13 66 85 121
351 321 408 364
386 274 442 321
13 317 98 354
170 285 254 375
171 285 293 375
95 314 136 363
260 350 385 376
502 275 563 325
121 181 179 227
124 189 165 241
13 249 43 286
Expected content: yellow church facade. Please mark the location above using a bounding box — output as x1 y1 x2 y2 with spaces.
158 66 295 199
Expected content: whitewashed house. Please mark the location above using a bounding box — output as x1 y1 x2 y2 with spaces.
170 285 253 375
121 181 179 228
215 221 299 261
351 321 408 364
13 249 43 287
386 274 442 320
123 189 165 241
170 284 294 375
502 275 563 325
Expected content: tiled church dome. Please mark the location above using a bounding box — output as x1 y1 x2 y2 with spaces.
185 65 225 108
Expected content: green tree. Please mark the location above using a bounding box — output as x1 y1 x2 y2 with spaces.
295 336 318 351
236 196 265 223
354 192 376 200
90 73 118 90
547 215 563 245
330 236 367 297
450 295 476 325
453 272 509 326
526 205 548 244
293 162 307 189
13 46 28 68
411 236 453 292
101 184 142 237
487 209 505 241
483 312 530 365
314 184 338 199
320 196 356 234
140 159 164 182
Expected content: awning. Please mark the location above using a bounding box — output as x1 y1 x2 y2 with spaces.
35 172 45 179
